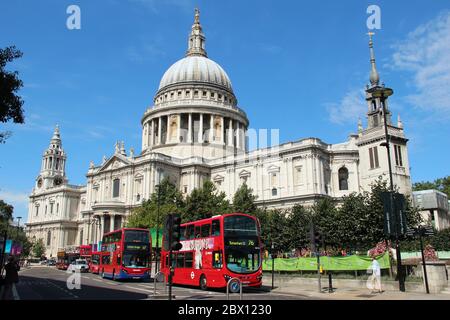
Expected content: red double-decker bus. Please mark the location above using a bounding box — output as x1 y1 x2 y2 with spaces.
160 213 263 290
89 251 102 274
100 228 152 280
79 245 92 262
56 250 80 270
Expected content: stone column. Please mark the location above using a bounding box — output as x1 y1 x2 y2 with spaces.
110 214 115 232
100 214 105 236
236 122 241 149
158 117 162 145
228 119 233 147
149 120 154 147
198 113 203 143
209 114 214 142
188 113 192 143
221 116 225 144
177 114 181 143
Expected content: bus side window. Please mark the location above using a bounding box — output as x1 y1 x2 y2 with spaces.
212 220 220 236
180 226 186 241
201 224 211 238
195 226 201 238
176 253 184 268
213 251 223 269
102 254 110 265
185 252 193 268
187 225 195 240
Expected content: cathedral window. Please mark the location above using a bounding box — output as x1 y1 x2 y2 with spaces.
272 188 277 196
218 94 222 100
50 203 54 214
178 91 182 98
47 230 51 246
394 145 403 167
186 90 190 98
113 179 120 198
194 90 199 98
338 167 349 191
211 92 215 98
170 92 174 99
45 205 47 215
203 91 207 97
369 146 380 169
35 206 39 216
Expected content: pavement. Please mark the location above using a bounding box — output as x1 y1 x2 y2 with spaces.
4 265 450 300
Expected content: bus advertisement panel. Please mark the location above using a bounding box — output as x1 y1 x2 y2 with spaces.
100 228 151 280
160 213 263 290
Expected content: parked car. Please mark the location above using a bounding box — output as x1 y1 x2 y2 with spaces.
40 260 48 265
68 259 89 273
47 259 56 266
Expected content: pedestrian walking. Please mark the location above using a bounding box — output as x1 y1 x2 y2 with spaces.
370 257 382 293
1 256 20 300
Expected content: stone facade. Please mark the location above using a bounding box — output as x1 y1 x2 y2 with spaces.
25 11 412 258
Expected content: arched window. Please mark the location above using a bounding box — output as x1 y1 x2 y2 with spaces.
47 230 51 246
113 179 120 198
338 167 349 191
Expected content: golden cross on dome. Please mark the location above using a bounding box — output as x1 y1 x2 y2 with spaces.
367 31 375 42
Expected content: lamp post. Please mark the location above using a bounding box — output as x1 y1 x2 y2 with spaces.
16 216 22 237
372 87 405 292
155 179 161 274
271 242 275 290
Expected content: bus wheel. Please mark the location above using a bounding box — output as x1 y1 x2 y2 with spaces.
199 275 207 290
101 269 105 278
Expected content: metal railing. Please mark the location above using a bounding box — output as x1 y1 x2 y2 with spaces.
226 278 243 300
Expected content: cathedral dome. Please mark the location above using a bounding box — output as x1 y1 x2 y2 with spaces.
158 55 233 92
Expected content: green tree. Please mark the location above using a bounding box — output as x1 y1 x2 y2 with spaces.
310 197 338 248
413 176 450 198
32 238 46 258
183 180 232 222
126 177 184 230
232 183 258 214
286 204 312 251
262 209 290 252
0 46 25 143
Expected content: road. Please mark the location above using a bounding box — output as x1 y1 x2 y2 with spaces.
14 266 313 300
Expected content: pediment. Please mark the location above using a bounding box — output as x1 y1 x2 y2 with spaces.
239 169 251 178
97 154 131 172
213 174 224 182
267 165 280 173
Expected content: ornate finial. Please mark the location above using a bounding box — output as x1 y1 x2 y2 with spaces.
186 8 207 57
102 155 107 164
397 114 403 129
367 31 380 87
51 124 61 143
115 141 120 154
194 8 200 24
129 147 134 158
89 160 94 169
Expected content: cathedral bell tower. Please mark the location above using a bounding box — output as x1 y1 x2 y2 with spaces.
365 32 393 129
356 33 411 195
35 125 68 190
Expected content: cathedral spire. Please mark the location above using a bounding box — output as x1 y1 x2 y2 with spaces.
368 32 380 87
51 124 61 144
186 8 207 57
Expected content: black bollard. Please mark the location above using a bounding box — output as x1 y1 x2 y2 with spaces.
328 272 333 293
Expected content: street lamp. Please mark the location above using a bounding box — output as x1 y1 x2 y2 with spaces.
16 216 22 237
271 242 275 290
155 170 162 273
372 87 406 292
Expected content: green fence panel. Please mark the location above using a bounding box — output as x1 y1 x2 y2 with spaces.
262 253 390 271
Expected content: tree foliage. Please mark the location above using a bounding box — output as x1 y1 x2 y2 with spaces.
0 46 25 143
232 183 258 214
183 180 232 222
413 175 450 198
126 177 184 229
32 238 46 258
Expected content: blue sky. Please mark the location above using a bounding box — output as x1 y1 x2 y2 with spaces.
1 0 449 222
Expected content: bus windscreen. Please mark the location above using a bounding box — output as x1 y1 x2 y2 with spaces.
223 215 261 273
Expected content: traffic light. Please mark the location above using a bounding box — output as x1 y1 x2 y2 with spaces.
171 214 182 251
314 231 322 250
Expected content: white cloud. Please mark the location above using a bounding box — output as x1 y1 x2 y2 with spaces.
326 89 366 125
390 11 450 114
0 190 29 221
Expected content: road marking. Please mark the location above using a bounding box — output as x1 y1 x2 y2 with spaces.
12 284 20 300
124 285 154 293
